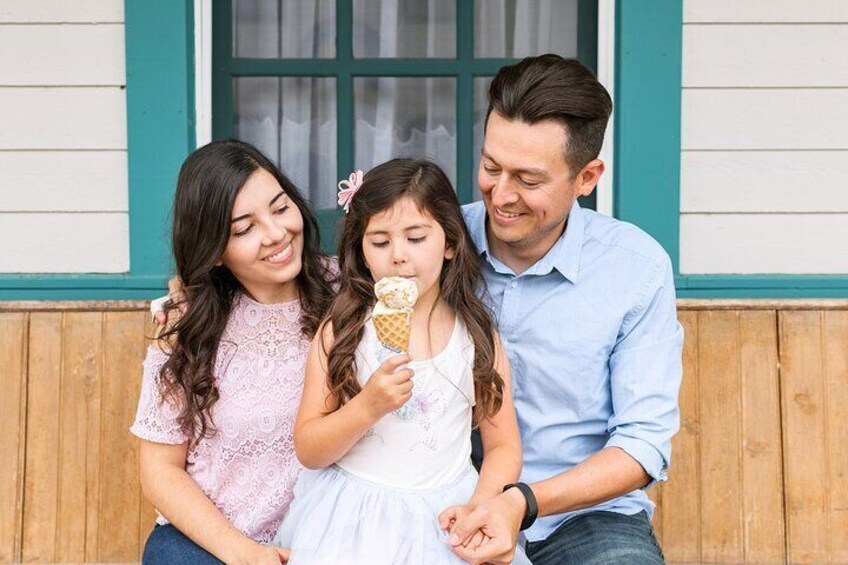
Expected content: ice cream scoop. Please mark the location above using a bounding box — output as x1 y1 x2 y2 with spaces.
372 277 418 353
374 276 418 309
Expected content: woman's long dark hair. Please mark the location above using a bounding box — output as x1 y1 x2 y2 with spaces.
325 158 503 425
158 140 335 440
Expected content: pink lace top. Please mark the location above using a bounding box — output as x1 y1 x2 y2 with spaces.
131 293 311 543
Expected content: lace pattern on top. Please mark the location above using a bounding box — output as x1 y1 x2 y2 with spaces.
131 293 311 542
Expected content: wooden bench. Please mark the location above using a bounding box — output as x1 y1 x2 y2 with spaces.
1 300 846 564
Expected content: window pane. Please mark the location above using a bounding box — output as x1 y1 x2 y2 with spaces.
234 77 338 210
354 77 456 184
233 0 335 59
472 76 493 200
353 0 456 58
474 0 578 58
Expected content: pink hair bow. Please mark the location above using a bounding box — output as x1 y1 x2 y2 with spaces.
337 170 364 213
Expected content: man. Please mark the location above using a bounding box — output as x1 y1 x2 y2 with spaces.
441 54 683 564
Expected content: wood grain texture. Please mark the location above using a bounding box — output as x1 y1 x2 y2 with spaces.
823 311 848 564
698 311 744 562
0 302 846 562
0 313 27 562
55 313 102 562
739 311 784 563
780 311 829 563
662 310 701 562
22 313 63 562
97 311 147 561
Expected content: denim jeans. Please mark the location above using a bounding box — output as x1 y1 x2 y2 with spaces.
525 511 665 565
142 524 224 565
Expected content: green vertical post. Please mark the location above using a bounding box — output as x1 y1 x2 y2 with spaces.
614 0 682 272
125 0 195 279
456 0 474 204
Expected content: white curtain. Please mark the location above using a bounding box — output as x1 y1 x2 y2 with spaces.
233 0 578 209
234 0 337 209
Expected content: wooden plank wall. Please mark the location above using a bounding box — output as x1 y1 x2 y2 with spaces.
650 304 848 564
0 301 846 564
0 306 154 564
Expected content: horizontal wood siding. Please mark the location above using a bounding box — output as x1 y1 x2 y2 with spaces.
0 1 123 23
680 214 848 275
681 1 848 276
0 25 125 86
0 214 129 273
0 1 129 274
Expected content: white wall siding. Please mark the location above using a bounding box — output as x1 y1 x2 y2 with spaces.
0 152 128 212
0 1 123 23
0 214 129 273
681 215 848 274
0 1 128 274
685 0 848 24
0 88 127 150
0 25 125 86
683 25 848 87
681 1 848 275
683 89 848 150
681 151 848 213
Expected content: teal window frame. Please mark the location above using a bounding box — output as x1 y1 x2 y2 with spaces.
0 0 195 300
213 0 600 245
614 0 848 298
9 1 835 300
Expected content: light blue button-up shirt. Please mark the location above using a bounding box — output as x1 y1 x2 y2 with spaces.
463 201 683 542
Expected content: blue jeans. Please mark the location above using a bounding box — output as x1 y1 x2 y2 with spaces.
142 524 224 565
525 511 665 565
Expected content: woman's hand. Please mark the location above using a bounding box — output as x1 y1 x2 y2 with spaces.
231 540 290 564
152 276 185 328
359 354 414 419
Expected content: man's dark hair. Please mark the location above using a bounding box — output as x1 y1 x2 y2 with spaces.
487 54 613 173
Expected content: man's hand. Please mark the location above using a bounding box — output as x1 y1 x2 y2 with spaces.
438 503 488 554
444 488 526 564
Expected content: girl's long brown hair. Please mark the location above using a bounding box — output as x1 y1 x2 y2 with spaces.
325 158 503 425
158 140 336 440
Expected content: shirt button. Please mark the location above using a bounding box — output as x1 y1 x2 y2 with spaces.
510 281 517 289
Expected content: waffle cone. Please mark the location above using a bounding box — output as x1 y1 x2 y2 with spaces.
373 311 411 353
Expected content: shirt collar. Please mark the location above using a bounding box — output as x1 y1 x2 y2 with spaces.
467 200 585 283
548 200 584 283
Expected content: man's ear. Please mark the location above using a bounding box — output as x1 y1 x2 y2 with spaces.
576 159 605 198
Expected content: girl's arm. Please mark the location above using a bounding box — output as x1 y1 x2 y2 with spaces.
469 334 523 506
139 440 287 564
294 322 414 469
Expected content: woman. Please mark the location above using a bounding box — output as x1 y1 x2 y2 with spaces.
133 140 335 564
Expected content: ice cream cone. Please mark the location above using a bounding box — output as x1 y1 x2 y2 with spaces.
372 276 418 353
373 308 412 353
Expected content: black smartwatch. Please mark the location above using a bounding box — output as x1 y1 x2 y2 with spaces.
502 482 538 531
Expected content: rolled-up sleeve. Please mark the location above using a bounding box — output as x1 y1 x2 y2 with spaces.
605 255 683 483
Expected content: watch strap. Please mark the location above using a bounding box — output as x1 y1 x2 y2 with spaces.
502 482 538 531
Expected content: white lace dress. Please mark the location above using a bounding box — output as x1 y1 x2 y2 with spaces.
275 317 531 564
131 293 310 543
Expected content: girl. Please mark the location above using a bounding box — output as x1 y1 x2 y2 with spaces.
132 140 335 564
275 159 527 563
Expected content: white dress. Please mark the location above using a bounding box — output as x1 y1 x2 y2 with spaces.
275 317 529 564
